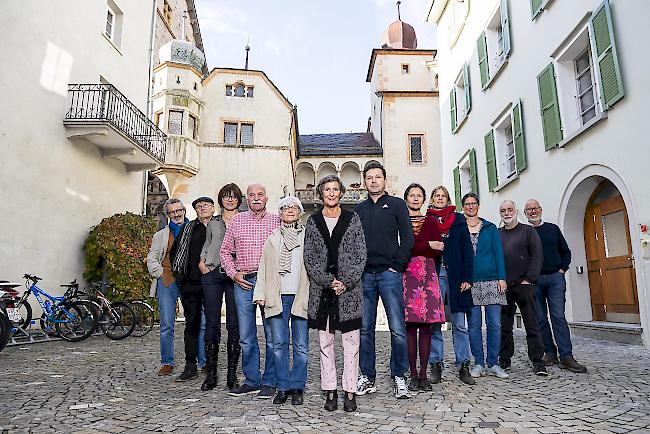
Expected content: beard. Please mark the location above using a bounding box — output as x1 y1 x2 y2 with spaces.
502 216 516 225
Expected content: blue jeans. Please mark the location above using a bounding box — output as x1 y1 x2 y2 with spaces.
360 270 409 379
429 267 471 366
468 304 501 367
266 295 309 391
234 276 275 388
536 272 573 359
156 280 205 367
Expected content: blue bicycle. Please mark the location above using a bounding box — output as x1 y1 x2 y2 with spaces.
13 274 99 342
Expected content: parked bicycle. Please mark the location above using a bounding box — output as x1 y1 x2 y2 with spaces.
12 275 98 342
127 299 154 337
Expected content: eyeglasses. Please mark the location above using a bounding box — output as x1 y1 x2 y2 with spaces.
223 195 238 200
168 209 185 215
281 205 300 211
524 207 541 212
195 203 214 209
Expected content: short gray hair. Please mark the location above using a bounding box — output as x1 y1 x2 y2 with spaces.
164 198 185 216
316 175 346 201
277 196 304 213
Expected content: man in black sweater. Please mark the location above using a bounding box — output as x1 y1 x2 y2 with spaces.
355 162 414 399
524 199 587 373
498 200 547 376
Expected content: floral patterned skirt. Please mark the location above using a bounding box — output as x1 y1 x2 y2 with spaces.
403 256 445 324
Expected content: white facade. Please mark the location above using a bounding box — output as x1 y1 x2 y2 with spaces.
0 2 159 290
426 0 650 344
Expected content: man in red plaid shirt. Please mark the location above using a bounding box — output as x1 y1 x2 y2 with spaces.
220 183 280 398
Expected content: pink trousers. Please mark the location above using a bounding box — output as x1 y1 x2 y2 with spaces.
318 319 360 393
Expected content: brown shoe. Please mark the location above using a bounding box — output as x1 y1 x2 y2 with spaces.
158 365 174 376
559 356 587 373
542 353 559 366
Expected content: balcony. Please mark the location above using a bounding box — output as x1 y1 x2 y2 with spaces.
153 135 200 178
295 188 368 205
64 84 166 171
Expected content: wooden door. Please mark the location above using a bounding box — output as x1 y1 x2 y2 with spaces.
584 193 639 323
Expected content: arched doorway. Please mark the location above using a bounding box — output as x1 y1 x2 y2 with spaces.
146 172 169 230
584 180 639 324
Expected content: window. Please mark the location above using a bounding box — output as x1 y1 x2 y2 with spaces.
226 83 254 98
188 114 197 140
246 86 254 97
401 64 410 74
531 0 555 20
450 63 471 133
484 101 527 192
538 0 624 150
444 0 470 47
408 135 424 164
168 110 183 135
240 123 254 145
104 1 123 48
224 123 238 145
226 85 232 96
234 84 246 97
477 0 510 89
452 149 478 210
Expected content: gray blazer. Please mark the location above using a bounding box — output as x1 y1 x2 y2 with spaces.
146 226 171 297
200 216 227 271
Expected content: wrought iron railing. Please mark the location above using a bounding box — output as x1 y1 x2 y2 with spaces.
64 84 166 162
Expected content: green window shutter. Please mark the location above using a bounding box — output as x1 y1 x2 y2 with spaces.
469 148 478 195
512 100 527 173
530 0 543 19
477 32 489 88
537 63 563 150
463 63 472 115
500 0 511 57
589 0 624 109
484 130 498 192
450 88 457 133
453 166 462 211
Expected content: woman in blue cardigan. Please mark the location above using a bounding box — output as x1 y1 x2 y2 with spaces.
461 193 509 380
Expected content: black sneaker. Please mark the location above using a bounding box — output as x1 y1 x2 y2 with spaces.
257 385 276 399
459 361 476 385
228 383 261 396
291 389 304 405
407 377 420 392
343 392 357 412
430 362 443 384
419 378 433 392
273 390 290 404
534 363 549 376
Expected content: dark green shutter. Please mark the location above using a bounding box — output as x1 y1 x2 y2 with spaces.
453 166 461 211
531 0 543 19
537 63 562 150
477 32 489 88
450 88 457 133
512 100 527 173
484 131 498 192
469 148 478 195
463 63 471 115
501 0 511 57
589 0 624 109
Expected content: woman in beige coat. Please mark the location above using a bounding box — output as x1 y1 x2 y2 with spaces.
253 196 309 406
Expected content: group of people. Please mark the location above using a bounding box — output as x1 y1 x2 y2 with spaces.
146 161 587 413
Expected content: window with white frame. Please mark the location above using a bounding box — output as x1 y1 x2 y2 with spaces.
240 123 254 145
444 0 470 47
477 0 510 89
226 83 254 98
408 135 424 164
452 148 478 209
224 123 238 145
494 112 517 181
450 63 471 133
168 110 183 135
104 1 123 48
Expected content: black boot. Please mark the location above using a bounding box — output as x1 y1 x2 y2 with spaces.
324 390 338 411
227 340 241 390
200 343 218 391
459 361 475 385
430 362 443 384
175 363 198 382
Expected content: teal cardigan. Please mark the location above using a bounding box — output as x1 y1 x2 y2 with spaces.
472 219 506 282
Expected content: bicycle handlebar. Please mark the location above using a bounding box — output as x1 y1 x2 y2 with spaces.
23 274 42 283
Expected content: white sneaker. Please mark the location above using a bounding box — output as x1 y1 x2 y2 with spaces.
469 364 484 378
486 365 510 379
356 374 377 396
393 376 411 399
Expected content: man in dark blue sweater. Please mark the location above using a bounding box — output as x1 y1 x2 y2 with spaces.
355 162 414 399
524 199 587 373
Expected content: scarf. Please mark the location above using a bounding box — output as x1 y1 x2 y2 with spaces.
279 221 304 275
172 219 198 275
169 218 188 239
427 205 457 236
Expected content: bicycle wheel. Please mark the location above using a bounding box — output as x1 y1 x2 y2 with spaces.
129 300 154 337
55 301 98 342
100 301 136 340
11 300 32 330
40 314 59 337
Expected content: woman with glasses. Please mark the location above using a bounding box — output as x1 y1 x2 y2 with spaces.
460 193 508 380
304 175 366 412
253 196 310 405
198 183 243 391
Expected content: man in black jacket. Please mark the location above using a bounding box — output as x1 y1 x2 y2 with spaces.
355 162 414 399
498 200 547 376
524 199 587 373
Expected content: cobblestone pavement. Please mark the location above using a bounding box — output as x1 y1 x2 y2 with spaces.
1 326 649 434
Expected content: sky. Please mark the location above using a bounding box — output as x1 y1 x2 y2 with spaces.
193 0 437 134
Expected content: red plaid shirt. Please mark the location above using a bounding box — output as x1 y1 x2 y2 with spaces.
219 210 281 278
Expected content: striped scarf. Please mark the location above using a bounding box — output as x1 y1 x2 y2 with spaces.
172 219 198 275
279 221 304 276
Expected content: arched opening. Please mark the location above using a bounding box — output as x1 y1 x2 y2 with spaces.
146 172 169 229
340 162 361 188
295 162 316 189
316 162 337 184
